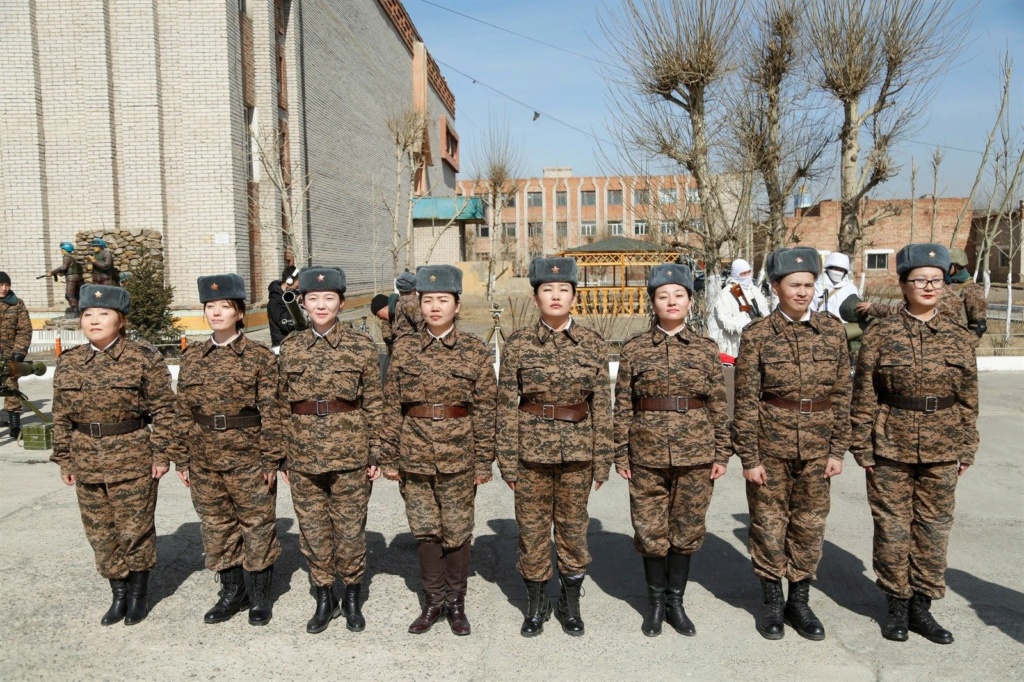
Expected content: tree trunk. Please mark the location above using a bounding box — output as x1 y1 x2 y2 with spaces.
838 100 862 255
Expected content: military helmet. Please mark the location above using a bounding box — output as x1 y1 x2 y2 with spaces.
60 241 75 253
91 237 107 248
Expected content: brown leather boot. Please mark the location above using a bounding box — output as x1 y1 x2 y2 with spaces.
409 542 446 634
445 543 471 636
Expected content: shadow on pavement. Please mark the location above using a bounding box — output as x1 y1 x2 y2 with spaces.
472 518 521 607
366 530 419 598
151 521 204 608
586 518 646 618
947 568 1024 644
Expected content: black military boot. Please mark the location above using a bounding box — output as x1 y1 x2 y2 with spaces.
909 592 954 644
520 580 552 637
100 578 129 626
785 579 825 641
341 583 365 632
757 578 785 640
641 556 667 637
409 543 446 634
306 585 339 634
665 552 696 636
555 573 586 636
123 570 151 626
882 594 910 642
247 565 274 626
204 565 249 624
7 410 21 440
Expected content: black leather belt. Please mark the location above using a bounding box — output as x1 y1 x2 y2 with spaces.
72 418 146 438
191 408 262 430
881 393 956 413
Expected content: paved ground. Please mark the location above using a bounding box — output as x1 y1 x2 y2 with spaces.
0 374 1021 681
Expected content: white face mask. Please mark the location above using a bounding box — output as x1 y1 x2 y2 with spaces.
735 274 753 287
825 268 845 285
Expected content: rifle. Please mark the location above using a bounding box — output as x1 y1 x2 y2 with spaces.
281 290 309 332
0 354 51 424
730 283 763 319
37 274 57 281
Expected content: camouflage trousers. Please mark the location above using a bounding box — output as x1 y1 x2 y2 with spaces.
189 464 280 573
289 467 370 588
867 457 958 600
400 468 475 549
75 474 159 579
515 460 592 582
630 463 714 557
746 455 830 582
4 376 21 412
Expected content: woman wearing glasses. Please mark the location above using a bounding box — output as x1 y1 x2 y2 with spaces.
850 243 979 645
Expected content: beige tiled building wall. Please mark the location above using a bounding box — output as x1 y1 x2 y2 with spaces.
0 0 458 312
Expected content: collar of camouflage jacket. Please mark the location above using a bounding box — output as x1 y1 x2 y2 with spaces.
304 322 343 349
650 324 693 345
85 334 127 362
899 307 948 334
201 332 248 357
535 317 580 345
420 324 460 350
769 307 823 334
0 291 19 306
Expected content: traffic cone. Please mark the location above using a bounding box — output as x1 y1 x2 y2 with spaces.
55 335 62 357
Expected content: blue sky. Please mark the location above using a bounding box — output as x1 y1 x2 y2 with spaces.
404 0 1024 201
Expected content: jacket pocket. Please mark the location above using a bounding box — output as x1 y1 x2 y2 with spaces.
761 356 793 390
332 368 363 402
397 363 425 403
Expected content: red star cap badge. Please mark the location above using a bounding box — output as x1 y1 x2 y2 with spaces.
929 251 936 258
429 274 437 282
94 291 103 298
552 265 560 274
795 256 804 263
210 283 219 291
317 274 325 281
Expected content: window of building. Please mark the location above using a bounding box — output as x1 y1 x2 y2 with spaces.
581 222 596 237
634 188 650 204
998 249 1010 268
527 192 543 208
477 224 490 238
556 221 568 238
634 220 648 236
609 221 623 236
658 188 677 204
659 220 676 234
607 189 622 206
685 187 700 204
866 251 890 271
528 222 543 237
581 190 596 207
503 223 516 238
555 191 567 208
440 115 459 172
506 194 516 208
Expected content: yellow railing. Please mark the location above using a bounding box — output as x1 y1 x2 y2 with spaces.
573 287 650 315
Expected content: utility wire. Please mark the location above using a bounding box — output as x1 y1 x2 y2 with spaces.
420 0 613 68
433 58 614 146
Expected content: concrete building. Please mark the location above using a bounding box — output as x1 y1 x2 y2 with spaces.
457 168 700 274
969 203 1023 285
0 0 467 327
783 197 973 285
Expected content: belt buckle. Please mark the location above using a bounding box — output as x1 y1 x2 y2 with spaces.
212 414 227 431
315 400 329 417
89 422 102 438
799 398 812 415
431 403 445 421
675 397 690 413
924 396 938 413
541 404 556 421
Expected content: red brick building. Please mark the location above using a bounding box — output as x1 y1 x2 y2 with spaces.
783 198 972 284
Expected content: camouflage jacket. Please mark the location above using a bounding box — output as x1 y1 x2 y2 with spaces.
173 334 286 474
496 319 613 483
50 337 179 483
850 310 979 467
380 326 497 478
732 309 852 469
614 326 730 469
391 293 422 342
941 279 986 328
277 323 383 474
0 295 32 356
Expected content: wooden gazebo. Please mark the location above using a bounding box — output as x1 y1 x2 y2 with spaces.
559 236 684 315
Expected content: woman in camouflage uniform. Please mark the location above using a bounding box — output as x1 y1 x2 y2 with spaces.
496 257 613 638
277 267 382 635
174 274 285 626
381 265 496 636
614 263 730 637
0 271 33 439
50 284 177 626
851 243 979 645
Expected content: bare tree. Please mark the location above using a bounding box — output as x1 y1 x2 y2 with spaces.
734 0 830 251
468 113 525 301
600 0 755 305
805 0 970 255
384 108 428 276
930 147 943 241
251 124 310 266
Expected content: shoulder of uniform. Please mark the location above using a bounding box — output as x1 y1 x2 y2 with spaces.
744 315 772 334
694 333 720 352
504 327 531 346
621 330 648 349
279 330 306 351
345 326 375 345
128 339 161 357
60 343 90 360
573 324 606 343
460 331 490 351
813 310 844 331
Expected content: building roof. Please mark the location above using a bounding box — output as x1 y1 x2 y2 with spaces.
561 236 667 253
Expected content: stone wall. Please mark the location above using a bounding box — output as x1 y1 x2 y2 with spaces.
75 229 165 280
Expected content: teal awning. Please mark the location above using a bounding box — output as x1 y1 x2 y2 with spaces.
412 197 485 223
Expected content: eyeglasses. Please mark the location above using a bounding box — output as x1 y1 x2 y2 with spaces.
906 278 945 289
